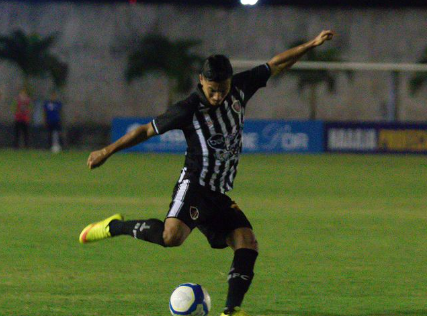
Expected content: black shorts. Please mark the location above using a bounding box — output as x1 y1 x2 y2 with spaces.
166 179 253 249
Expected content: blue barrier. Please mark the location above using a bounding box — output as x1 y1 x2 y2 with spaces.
112 118 324 153
242 120 323 153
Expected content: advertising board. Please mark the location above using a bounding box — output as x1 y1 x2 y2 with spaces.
112 118 324 154
325 122 427 154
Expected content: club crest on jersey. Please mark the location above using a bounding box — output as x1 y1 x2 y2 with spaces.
231 100 242 114
189 206 199 220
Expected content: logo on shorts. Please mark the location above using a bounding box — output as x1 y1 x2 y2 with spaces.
231 100 242 114
189 206 199 220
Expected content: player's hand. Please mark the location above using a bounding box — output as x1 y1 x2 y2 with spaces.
312 30 335 47
87 149 109 170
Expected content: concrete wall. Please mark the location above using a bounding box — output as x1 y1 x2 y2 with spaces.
0 2 426 124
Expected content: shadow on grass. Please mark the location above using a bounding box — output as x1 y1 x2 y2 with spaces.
258 310 427 316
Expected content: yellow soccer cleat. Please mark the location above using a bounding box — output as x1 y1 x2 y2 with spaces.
220 307 251 316
79 214 123 244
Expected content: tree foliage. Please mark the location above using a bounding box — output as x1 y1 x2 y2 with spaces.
285 40 350 120
0 29 68 88
286 40 349 93
125 34 203 104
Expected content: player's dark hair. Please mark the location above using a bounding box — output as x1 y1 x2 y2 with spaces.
201 55 233 82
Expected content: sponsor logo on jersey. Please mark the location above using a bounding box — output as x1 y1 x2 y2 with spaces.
189 206 199 220
207 132 241 162
208 134 226 149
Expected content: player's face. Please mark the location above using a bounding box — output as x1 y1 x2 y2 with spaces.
200 75 231 107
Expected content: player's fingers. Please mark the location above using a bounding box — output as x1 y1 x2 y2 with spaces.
87 157 95 169
321 30 333 37
322 33 333 42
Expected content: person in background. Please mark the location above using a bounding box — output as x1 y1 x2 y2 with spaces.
13 88 32 149
43 91 63 153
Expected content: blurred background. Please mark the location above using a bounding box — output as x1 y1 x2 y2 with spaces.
1 2 426 316
0 0 426 151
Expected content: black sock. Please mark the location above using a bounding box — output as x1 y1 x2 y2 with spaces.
109 219 165 247
225 248 258 312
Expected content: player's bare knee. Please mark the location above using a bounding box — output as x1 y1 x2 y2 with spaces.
162 236 182 247
248 237 259 251
227 228 259 251
163 237 183 247
162 231 183 247
244 233 259 251
162 225 188 247
163 218 190 247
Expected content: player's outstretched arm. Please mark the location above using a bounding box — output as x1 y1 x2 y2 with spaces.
267 30 335 77
87 122 156 169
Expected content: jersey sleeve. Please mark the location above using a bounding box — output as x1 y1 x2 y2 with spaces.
232 64 271 104
151 101 193 135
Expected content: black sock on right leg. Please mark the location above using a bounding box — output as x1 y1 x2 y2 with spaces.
225 248 258 312
110 219 165 247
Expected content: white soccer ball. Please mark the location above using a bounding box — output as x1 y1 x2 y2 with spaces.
169 283 211 316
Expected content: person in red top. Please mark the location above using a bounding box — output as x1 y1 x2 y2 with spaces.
13 88 32 148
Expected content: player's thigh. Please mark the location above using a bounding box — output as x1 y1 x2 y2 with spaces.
164 179 201 246
163 217 191 247
166 180 201 229
198 199 254 249
226 227 258 252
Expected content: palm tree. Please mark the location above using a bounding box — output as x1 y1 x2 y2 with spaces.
286 40 350 120
409 47 427 95
0 29 68 90
125 34 203 106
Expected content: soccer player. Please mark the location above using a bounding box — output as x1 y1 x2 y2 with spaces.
79 30 334 316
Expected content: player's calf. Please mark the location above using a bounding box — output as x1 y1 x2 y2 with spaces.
223 228 259 314
109 218 166 247
108 217 191 247
224 248 258 314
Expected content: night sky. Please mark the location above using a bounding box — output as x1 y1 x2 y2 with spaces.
4 0 427 7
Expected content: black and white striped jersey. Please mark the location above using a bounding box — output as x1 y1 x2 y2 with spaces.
152 64 271 193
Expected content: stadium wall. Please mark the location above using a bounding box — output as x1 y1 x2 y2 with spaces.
0 3 426 125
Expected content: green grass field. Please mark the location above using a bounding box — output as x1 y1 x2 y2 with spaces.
0 150 426 316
